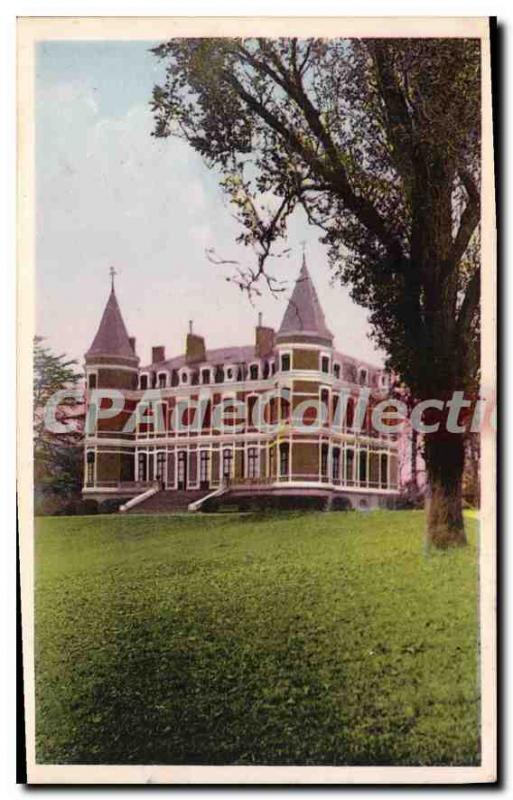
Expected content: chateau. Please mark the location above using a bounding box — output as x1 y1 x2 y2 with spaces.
83 257 400 512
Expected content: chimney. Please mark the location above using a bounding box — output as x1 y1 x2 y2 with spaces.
152 345 166 364
255 314 275 358
185 325 206 364
128 336 136 354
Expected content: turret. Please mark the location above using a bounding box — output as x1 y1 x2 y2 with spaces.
85 270 139 390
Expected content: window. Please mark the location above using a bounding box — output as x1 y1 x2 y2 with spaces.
201 368 210 384
138 452 147 482
345 448 354 484
222 448 233 480
280 353 291 372
177 451 187 488
171 370 179 387
320 389 330 426
333 363 341 380
279 443 290 478
249 364 259 380
321 443 329 479
180 371 188 384
358 368 368 387
321 356 330 373
88 373 97 390
86 451 95 485
156 452 166 484
158 373 167 389
140 374 148 390
262 361 270 379
332 447 341 482
270 360 276 375
215 366 224 384
359 450 368 484
200 450 210 485
247 447 259 479
247 395 258 429
380 453 388 488
225 367 233 381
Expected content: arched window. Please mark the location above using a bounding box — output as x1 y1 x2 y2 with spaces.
345 448 354 485
249 363 259 380
279 442 290 478
247 447 259 479
321 443 329 479
201 368 211 384
222 448 233 480
200 450 210 487
358 367 368 386
138 452 147 482
180 371 188 384
158 372 167 389
332 447 341 482
86 451 95 485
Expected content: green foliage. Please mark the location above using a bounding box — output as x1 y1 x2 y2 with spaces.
33 336 84 511
35 511 479 765
151 38 480 397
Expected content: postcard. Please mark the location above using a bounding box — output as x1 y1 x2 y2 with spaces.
17 16 496 784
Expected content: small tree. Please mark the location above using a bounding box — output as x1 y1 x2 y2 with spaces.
151 38 481 547
33 336 84 510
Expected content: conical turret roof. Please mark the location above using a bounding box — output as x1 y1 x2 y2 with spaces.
86 286 137 362
277 256 333 345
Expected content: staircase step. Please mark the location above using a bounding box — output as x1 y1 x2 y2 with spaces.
127 489 209 514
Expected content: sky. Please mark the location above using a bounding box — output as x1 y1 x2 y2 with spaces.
36 40 385 369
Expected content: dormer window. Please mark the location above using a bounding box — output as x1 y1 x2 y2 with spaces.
280 353 291 372
321 356 330 374
201 368 211 384
333 363 341 380
140 374 148 390
358 367 368 386
249 364 259 381
225 367 234 381
270 360 276 375
158 373 167 389
181 371 189 384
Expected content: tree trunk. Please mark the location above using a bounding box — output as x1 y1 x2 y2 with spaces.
411 426 418 490
424 432 467 548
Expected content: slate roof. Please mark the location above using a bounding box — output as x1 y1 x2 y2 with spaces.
142 345 257 372
86 288 135 359
276 256 333 344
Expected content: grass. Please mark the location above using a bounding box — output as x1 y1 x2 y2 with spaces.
34 510 479 766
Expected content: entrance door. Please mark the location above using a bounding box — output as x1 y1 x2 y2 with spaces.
177 451 187 490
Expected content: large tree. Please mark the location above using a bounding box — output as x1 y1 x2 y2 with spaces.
151 38 481 548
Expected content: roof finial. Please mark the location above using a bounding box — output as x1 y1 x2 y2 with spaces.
109 265 117 291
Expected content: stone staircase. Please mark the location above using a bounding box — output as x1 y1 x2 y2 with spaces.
126 489 208 514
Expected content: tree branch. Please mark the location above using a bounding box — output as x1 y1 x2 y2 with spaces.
450 170 480 266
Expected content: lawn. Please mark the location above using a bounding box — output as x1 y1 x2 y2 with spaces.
34 510 480 766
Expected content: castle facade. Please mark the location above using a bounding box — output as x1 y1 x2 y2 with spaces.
83 258 400 511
